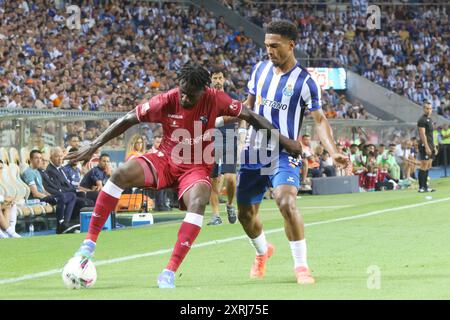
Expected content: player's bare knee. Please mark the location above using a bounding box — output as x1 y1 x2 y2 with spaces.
110 169 128 189
187 200 207 214
238 208 255 223
276 197 297 216
187 194 208 213
238 212 251 224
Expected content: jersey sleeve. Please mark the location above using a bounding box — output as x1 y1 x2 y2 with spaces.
91 168 104 183
21 170 36 186
300 76 321 111
417 117 426 128
216 90 243 117
135 92 170 123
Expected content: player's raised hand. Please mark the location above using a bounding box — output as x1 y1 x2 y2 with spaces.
64 145 97 166
332 153 350 168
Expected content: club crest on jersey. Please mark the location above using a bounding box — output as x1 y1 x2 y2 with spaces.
282 84 294 97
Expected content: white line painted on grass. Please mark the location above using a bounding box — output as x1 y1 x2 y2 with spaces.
1 197 449 285
218 204 353 209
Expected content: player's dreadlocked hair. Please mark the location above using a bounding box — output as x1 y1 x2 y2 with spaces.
266 20 298 41
177 63 211 90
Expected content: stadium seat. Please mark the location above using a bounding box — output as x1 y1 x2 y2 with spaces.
19 146 30 173
115 193 154 212
17 206 33 218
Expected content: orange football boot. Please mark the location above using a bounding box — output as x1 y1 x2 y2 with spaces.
294 266 315 284
250 243 275 279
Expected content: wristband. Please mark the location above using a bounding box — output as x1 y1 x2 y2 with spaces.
238 128 247 135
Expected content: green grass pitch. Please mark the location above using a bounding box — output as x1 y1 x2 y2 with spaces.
1 178 449 300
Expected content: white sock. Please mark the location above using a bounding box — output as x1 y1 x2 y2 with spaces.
249 231 268 256
102 180 124 199
184 212 204 227
6 226 21 238
9 205 17 230
290 239 308 268
0 229 8 239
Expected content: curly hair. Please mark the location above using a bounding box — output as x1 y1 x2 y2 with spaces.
177 63 211 90
266 20 298 41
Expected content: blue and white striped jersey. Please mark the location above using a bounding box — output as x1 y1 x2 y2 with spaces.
242 60 322 169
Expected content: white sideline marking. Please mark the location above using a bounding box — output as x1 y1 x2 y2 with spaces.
219 204 353 209
1 197 449 286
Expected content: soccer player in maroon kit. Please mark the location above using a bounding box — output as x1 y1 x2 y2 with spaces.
64 64 303 288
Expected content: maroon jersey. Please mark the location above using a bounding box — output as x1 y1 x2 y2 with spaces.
136 88 242 169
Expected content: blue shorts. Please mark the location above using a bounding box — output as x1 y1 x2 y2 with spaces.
237 154 301 205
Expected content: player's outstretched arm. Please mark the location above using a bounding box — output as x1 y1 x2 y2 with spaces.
311 108 349 168
65 109 140 165
238 107 303 158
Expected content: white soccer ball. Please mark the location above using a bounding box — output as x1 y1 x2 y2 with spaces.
62 256 97 289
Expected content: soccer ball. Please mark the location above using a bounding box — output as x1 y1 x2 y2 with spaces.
62 256 97 289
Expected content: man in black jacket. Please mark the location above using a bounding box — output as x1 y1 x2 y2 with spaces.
37 154 78 234
46 147 94 225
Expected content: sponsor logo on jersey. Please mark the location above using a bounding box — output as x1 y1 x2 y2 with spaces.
168 114 183 119
171 130 213 145
261 97 288 110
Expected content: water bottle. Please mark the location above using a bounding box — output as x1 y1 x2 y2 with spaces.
29 224 34 237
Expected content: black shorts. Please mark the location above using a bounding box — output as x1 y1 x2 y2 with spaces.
417 146 435 161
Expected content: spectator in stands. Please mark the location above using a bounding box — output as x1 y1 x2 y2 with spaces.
47 146 95 213
63 147 83 191
319 150 336 177
80 153 111 192
147 134 172 211
150 134 163 153
21 150 77 234
125 134 145 161
30 135 50 156
385 144 401 180
227 2 448 119
63 147 99 203
301 135 321 178
65 134 81 154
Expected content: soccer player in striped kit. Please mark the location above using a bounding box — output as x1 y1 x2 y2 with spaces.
237 20 349 284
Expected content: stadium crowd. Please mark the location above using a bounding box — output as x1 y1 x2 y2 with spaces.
225 0 450 118
1 0 373 121
0 0 261 111
1 1 449 238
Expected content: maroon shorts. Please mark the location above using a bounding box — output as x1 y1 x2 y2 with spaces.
135 151 212 210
